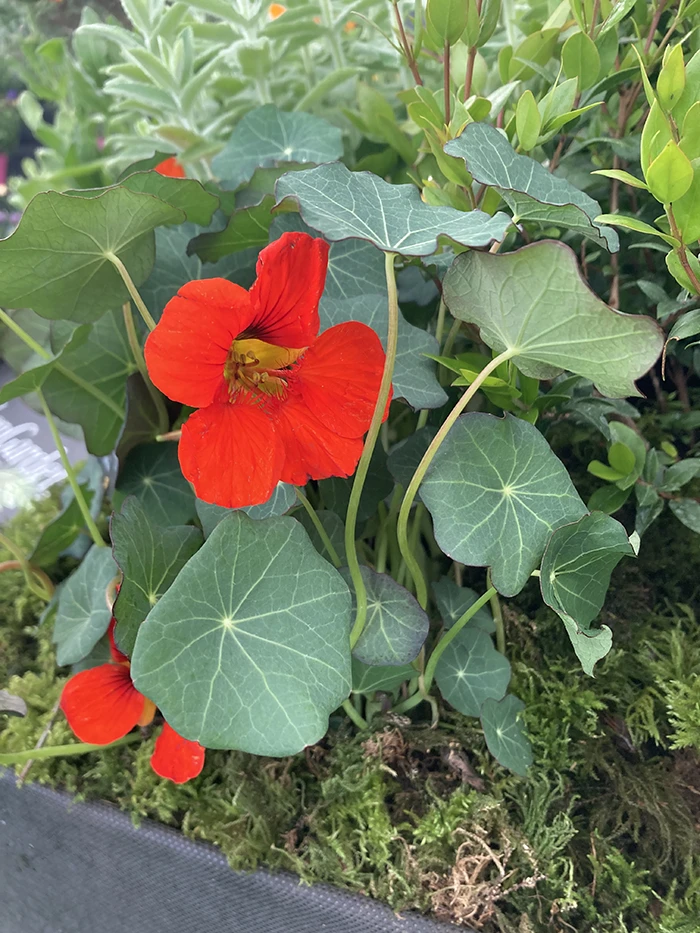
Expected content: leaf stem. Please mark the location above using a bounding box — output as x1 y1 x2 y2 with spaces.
0 535 53 601
295 487 342 568
341 698 369 730
121 302 169 434
0 308 51 360
397 349 515 608
105 252 157 331
667 207 700 295
347 252 400 649
392 0 423 85
423 586 497 692
0 733 140 766
487 568 505 654
36 389 105 548
443 41 451 124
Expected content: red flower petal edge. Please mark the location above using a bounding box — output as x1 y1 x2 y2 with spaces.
151 722 206 783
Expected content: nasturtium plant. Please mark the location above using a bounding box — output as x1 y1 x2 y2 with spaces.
3 0 697 798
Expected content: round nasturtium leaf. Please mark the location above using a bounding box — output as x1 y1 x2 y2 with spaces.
131 513 352 756
435 626 511 717
420 413 587 596
480 695 532 776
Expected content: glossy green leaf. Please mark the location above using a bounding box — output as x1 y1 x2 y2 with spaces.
111 498 203 656
443 241 663 397
659 459 700 491
131 513 352 755
587 485 632 514
426 0 469 45
432 577 496 634
607 441 636 476
672 161 700 244
30 483 95 568
666 248 700 294
444 123 618 251
188 196 275 263
669 498 700 533
212 105 343 190
595 213 679 247
435 626 511 717
592 169 648 190
646 141 694 204
657 44 686 113
79 173 218 226
562 32 600 89
320 293 447 411
587 460 627 482
515 90 542 151
352 659 416 695
480 695 532 775
348 566 429 667
0 189 183 323
608 422 646 489
41 309 137 455
115 441 197 526
420 413 587 596
599 0 637 33
53 546 118 666
275 162 512 256
540 512 634 673
669 308 700 343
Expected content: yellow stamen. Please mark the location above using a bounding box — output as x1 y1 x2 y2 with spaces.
224 337 305 401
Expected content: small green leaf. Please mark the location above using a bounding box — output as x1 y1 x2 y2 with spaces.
212 105 343 190
444 123 618 251
660 459 700 491
592 169 648 190
115 441 197 527
540 512 634 673
352 660 416 695
596 213 679 247
117 172 219 226
443 241 663 397
188 196 275 263
131 513 352 755
657 44 686 113
53 546 119 666
587 485 632 514
0 326 91 404
435 627 511 717
275 162 512 256
562 32 600 90
515 90 542 151
420 413 587 596
0 189 183 323
347 567 429 667
588 460 627 482
607 441 636 476
666 248 700 293
426 0 469 45
669 498 700 533
433 577 496 633
111 498 203 656
646 141 694 204
480 695 532 775
672 160 700 244
608 422 646 490
30 483 95 568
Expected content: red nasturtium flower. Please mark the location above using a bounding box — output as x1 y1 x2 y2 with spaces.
145 232 388 508
154 156 186 178
60 620 205 784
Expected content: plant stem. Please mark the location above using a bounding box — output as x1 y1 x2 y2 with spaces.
105 251 157 331
435 297 448 347
295 487 342 568
487 569 505 654
36 389 105 548
122 302 169 434
342 698 369 730
397 349 515 608
0 535 53 601
0 308 52 360
668 207 700 295
423 586 497 692
442 317 461 357
443 41 451 124
0 734 140 766
392 0 423 85
319 0 345 69
347 252 400 649
464 47 477 102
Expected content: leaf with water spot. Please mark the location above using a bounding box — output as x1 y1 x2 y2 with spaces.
111 498 203 656
275 162 512 256
0 188 183 322
420 413 587 596
131 513 352 755
443 241 663 398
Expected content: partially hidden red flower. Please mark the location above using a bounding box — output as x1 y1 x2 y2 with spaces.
154 156 186 178
60 620 205 784
145 232 389 508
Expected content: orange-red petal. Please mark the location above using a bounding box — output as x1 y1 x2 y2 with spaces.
275 393 364 485
248 232 329 348
179 399 284 508
60 664 146 745
150 722 205 783
145 279 254 409
155 156 186 178
107 617 129 664
297 322 389 438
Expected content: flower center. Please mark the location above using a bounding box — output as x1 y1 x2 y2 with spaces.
223 337 304 401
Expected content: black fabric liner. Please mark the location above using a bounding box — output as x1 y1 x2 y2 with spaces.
0 770 457 933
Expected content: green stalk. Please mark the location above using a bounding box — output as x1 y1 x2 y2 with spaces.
295 487 342 568
487 569 505 654
347 252 400 649
341 698 369 730
105 252 157 331
36 389 105 548
122 302 169 434
0 533 53 601
0 308 52 360
397 349 515 608
0 734 140 766
423 586 497 692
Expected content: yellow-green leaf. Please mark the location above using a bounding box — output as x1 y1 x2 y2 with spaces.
516 90 542 151
657 44 686 113
646 140 694 204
